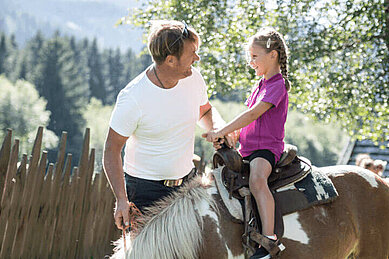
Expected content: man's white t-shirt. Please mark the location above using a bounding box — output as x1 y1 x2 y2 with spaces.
109 66 208 180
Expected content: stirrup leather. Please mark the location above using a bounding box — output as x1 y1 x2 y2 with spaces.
239 187 285 258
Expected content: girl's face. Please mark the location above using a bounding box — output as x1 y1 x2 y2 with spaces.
247 43 274 77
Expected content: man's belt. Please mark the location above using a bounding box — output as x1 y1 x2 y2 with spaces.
162 168 197 187
163 178 184 187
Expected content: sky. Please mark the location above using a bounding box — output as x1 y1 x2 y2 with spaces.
1 0 146 52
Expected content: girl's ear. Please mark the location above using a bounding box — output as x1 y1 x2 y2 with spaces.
271 50 278 59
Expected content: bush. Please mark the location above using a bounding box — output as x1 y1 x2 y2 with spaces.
0 75 58 155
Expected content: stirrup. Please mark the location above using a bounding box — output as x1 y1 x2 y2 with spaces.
249 232 285 257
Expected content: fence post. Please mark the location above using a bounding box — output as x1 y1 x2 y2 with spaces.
0 139 19 257
14 127 43 257
0 129 12 205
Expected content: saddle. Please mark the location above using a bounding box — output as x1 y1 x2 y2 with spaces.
212 145 338 258
213 144 311 200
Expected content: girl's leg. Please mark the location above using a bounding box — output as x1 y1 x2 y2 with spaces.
249 157 274 236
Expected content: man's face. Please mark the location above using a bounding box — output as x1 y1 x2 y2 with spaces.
175 40 200 78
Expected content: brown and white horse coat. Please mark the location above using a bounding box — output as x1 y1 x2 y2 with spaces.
111 165 389 259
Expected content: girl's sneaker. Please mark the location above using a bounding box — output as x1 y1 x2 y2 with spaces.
249 238 285 259
249 246 271 259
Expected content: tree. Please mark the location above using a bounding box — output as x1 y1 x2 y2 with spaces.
87 38 106 104
70 36 90 100
0 33 8 75
82 98 113 171
120 0 388 143
4 34 19 80
60 36 90 157
0 75 58 155
34 32 87 161
16 54 28 80
138 52 152 70
104 48 124 104
122 48 138 85
24 31 44 83
0 33 19 80
35 32 68 134
284 111 348 167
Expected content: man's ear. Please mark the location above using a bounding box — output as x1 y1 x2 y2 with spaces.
165 55 178 67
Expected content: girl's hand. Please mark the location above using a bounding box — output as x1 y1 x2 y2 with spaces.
202 129 223 143
225 129 240 148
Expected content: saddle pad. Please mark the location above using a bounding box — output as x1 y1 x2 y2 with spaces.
274 167 339 215
212 166 244 222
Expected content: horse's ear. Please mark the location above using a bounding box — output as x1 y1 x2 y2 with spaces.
213 146 243 173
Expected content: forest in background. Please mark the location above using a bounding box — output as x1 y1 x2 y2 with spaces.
0 31 151 163
2 0 387 170
0 26 348 171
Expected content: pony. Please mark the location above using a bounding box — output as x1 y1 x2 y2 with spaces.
111 165 389 259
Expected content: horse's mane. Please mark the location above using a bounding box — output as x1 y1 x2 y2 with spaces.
126 174 218 259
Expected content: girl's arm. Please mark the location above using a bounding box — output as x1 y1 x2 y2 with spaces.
202 101 273 142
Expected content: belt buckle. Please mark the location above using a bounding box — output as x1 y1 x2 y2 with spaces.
164 178 183 187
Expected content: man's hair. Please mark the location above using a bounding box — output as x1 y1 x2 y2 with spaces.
148 20 200 64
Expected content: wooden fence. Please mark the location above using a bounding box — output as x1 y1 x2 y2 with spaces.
0 127 120 258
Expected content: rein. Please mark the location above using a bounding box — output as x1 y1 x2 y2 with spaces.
122 229 127 253
122 202 142 257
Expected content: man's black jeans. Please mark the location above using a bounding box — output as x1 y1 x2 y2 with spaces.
124 173 183 213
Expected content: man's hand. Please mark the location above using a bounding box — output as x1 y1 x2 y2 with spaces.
212 138 226 150
114 199 132 230
202 129 223 143
209 129 240 150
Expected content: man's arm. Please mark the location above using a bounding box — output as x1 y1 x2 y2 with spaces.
103 128 130 230
202 101 273 143
198 101 225 131
198 101 237 147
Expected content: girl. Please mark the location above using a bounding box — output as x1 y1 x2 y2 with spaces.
202 27 290 259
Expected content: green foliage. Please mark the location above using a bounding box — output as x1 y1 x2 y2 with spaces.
0 76 58 155
195 99 348 167
23 31 44 83
194 99 247 162
103 48 124 104
82 98 113 171
32 32 88 160
0 30 152 163
121 0 388 143
88 39 107 104
285 0 389 144
0 33 7 75
0 32 19 80
284 111 348 167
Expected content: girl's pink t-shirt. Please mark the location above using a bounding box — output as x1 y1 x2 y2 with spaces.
239 73 288 163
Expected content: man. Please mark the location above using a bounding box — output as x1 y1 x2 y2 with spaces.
103 20 232 231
